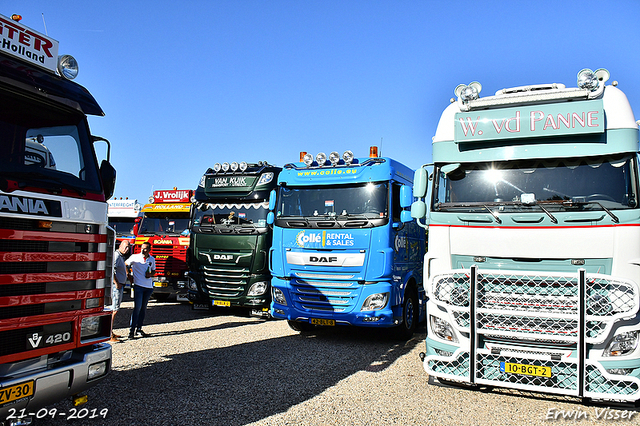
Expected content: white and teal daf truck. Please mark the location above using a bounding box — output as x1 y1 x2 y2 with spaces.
412 69 640 403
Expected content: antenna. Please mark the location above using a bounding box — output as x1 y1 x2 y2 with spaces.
380 137 383 157
41 13 48 35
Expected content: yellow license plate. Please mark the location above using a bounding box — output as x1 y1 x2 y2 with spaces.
213 300 231 307
311 318 335 326
0 380 34 406
153 282 168 287
500 362 552 378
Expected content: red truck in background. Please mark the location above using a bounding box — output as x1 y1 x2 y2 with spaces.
132 189 192 301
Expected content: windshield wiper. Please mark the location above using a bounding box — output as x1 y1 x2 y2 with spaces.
563 200 619 223
482 205 502 224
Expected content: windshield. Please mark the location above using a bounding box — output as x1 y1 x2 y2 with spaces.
192 202 269 228
108 217 137 237
277 182 388 218
138 214 190 235
434 155 638 211
0 89 102 193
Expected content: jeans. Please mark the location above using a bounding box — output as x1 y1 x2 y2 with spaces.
130 285 154 332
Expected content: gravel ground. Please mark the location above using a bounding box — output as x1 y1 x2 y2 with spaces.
24 296 639 426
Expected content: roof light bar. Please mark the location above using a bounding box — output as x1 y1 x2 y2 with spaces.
239 161 248 172
303 153 314 166
343 150 354 165
316 152 327 166
329 151 340 166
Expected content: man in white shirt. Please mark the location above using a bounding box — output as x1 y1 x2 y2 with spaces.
111 239 130 342
125 241 156 339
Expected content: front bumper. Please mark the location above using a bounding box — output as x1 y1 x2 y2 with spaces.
0 343 112 418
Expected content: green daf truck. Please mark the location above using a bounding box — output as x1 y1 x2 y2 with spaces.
186 161 281 316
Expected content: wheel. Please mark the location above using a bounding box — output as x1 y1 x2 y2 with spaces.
392 288 418 340
152 293 171 301
287 320 315 332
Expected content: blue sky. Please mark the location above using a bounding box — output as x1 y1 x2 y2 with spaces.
6 1 640 204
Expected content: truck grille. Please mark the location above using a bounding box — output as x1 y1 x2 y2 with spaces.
201 265 249 297
0 217 109 362
426 267 640 401
152 245 187 278
290 277 361 313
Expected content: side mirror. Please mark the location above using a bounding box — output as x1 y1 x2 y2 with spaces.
411 201 426 219
400 210 412 223
267 211 275 225
268 189 276 210
400 184 412 208
100 160 116 200
413 168 427 198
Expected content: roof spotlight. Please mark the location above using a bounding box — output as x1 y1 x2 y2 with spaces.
213 163 222 173
454 81 482 103
303 153 314 166
577 69 599 91
230 161 239 171
343 150 354 165
316 152 327 166
222 162 230 172
329 151 340 166
239 161 248 172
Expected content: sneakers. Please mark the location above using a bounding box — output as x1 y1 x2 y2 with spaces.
136 329 149 338
128 331 136 339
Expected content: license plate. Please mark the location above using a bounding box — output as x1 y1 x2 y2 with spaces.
500 362 552 378
153 282 168 288
213 300 231 307
0 380 34 406
311 318 335 326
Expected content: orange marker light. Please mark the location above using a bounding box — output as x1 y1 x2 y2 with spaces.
300 151 307 162
11 14 22 22
369 146 378 158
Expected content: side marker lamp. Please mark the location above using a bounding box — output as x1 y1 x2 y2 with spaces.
58 55 79 80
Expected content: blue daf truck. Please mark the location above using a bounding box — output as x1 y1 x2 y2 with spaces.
269 148 425 339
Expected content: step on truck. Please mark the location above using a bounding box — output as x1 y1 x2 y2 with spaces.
133 189 192 301
269 148 426 339
187 161 281 316
0 13 116 423
107 198 142 249
412 69 640 403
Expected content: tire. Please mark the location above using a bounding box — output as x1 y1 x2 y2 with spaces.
287 320 315 332
392 288 418 340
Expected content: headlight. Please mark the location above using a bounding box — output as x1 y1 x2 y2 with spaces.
81 316 101 339
361 292 389 311
430 315 458 343
604 330 639 357
272 288 287 305
248 281 268 296
187 277 198 291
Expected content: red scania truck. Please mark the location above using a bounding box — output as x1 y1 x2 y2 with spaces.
0 13 116 423
132 189 192 300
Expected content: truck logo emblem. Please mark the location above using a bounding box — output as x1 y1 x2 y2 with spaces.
213 254 233 261
28 333 42 348
0 195 49 215
309 256 338 263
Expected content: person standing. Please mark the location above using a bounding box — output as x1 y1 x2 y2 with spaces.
125 241 156 339
110 239 130 342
